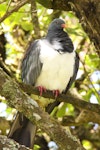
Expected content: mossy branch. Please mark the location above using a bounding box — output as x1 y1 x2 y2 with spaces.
0 135 32 150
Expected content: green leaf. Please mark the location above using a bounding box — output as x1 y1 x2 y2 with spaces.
21 21 33 31
56 103 74 117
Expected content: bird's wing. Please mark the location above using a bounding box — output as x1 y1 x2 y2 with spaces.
21 40 42 85
64 52 79 93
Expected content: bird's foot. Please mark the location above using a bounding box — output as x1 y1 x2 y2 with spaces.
37 86 46 96
53 90 60 98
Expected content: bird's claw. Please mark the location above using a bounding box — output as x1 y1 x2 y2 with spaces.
53 90 60 98
37 86 46 96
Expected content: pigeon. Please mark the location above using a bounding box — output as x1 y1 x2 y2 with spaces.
8 18 79 148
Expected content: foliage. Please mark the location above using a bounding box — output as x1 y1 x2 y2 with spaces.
0 1 100 150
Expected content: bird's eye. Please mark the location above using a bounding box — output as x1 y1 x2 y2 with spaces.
55 21 58 24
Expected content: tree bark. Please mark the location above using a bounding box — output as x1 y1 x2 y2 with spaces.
0 135 31 150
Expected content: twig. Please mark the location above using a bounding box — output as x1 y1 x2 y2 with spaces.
30 0 41 39
0 59 14 77
0 0 6 4
6 0 12 13
0 0 29 23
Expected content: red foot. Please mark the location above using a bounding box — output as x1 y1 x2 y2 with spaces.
53 90 60 98
37 86 46 96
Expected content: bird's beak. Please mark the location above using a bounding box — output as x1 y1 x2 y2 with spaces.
61 24 67 28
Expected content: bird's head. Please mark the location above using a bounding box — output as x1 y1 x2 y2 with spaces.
48 18 66 31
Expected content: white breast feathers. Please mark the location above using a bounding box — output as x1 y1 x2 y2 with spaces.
35 39 75 93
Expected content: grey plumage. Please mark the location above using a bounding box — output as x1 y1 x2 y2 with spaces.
21 40 42 85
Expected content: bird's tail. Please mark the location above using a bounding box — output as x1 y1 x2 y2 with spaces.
8 113 37 148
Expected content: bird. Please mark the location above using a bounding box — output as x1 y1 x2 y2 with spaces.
8 18 79 148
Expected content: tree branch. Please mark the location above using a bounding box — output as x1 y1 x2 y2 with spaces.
0 68 85 150
0 0 5 5
19 82 100 115
0 135 32 150
30 0 41 39
0 0 29 23
61 110 100 126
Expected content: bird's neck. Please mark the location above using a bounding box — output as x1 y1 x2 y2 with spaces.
46 30 74 53
46 29 66 42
